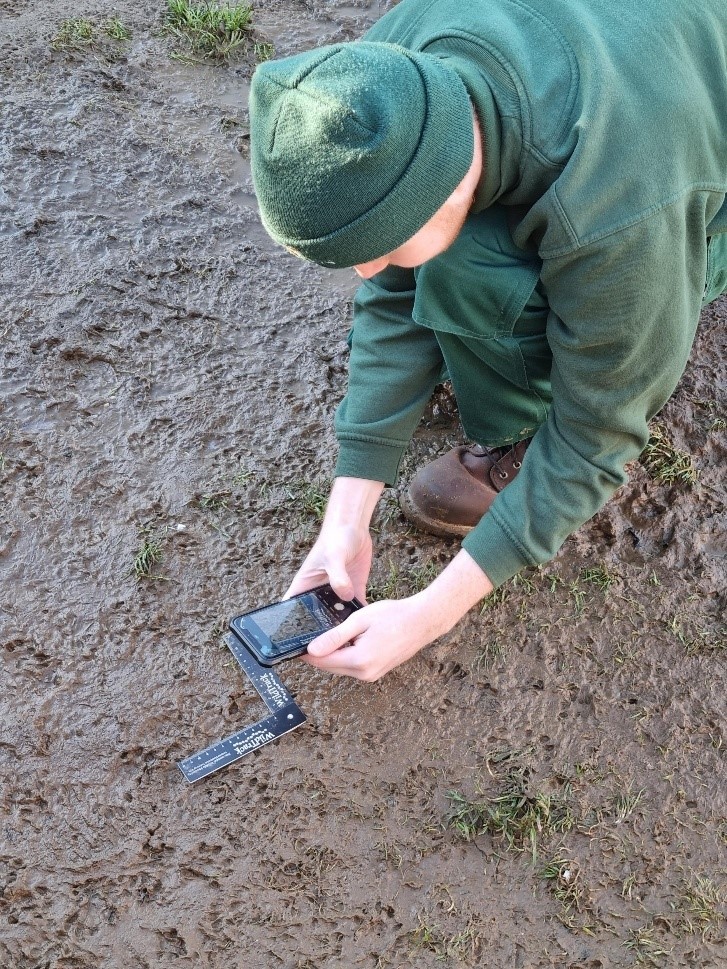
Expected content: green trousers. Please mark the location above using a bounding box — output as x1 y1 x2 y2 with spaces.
704 230 727 305
413 205 551 448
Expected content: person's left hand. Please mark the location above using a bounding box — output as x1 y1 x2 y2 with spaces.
303 593 445 681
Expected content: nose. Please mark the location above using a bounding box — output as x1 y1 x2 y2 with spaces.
353 256 389 279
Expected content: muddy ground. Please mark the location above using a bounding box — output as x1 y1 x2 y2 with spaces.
1 2 725 967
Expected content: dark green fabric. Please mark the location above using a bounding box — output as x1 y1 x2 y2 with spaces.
704 233 727 306
336 206 552 477
333 0 727 587
414 207 552 446
249 42 474 268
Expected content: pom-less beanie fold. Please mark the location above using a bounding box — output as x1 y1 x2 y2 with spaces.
249 42 474 268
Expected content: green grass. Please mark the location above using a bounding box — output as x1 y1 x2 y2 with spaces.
104 17 132 41
581 565 618 590
568 579 586 613
479 584 511 612
51 19 95 49
253 40 274 61
131 528 165 580
668 616 726 655
231 465 257 487
51 17 131 51
479 571 538 613
446 773 575 862
472 638 506 673
368 559 439 601
640 423 698 484
611 785 645 823
679 875 724 939
164 0 256 61
286 479 328 523
199 490 231 512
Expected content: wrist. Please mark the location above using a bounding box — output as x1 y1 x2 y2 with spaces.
415 549 494 637
323 476 384 532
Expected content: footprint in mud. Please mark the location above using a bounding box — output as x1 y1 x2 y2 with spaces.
157 927 188 957
429 659 468 682
615 488 684 561
558 683 597 720
4 637 54 674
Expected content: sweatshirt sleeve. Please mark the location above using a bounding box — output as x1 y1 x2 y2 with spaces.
462 205 708 586
334 266 445 485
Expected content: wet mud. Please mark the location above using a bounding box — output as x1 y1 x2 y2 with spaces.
1 2 725 967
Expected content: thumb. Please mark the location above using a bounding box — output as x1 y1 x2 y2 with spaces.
307 610 368 657
326 562 355 603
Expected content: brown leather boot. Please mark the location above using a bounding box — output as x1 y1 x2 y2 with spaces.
400 440 531 537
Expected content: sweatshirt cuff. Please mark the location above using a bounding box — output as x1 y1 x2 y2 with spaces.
335 437 407 487
461 507 535 589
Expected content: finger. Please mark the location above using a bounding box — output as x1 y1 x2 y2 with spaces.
307 609 370 657
303 638 380 680
284 570 327 600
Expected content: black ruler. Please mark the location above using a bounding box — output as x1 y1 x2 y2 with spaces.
178 633 307 783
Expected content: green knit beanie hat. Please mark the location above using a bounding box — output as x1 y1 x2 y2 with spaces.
249 42 474 268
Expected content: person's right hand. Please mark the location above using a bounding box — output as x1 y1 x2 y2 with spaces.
284 476 385 603
284 523 373 603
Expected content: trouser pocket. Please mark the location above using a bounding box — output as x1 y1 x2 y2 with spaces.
413 206 552 446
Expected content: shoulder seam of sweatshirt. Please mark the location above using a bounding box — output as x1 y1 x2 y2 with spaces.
542 182 727 259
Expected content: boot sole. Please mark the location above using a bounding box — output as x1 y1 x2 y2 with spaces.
399 490 475 539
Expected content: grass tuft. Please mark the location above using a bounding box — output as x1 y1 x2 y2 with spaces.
411 914 482 961
611 785 645 824
668 616 726 655
581 565 618 590
231 465 256 487
199 490 231 512
622 923 671 964
51 19 96 50
679 875 724 939
569 580 586 613
446 773 575 862
131 528 165 580
479 585 510 612
472 638 506 673
51 17 131 51
104 17 132 41
541 856 585 915
164 0 259 61
286 479 328 523
640 423 698 484
253 40 274 61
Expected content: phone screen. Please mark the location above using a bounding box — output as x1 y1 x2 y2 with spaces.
253 595 328 649
230 585 362 665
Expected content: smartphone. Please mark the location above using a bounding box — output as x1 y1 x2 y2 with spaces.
229 584 363 667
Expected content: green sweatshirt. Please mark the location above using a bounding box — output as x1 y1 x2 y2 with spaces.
334 0 727 587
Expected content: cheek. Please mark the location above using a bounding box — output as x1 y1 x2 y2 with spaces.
397 227 458 266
